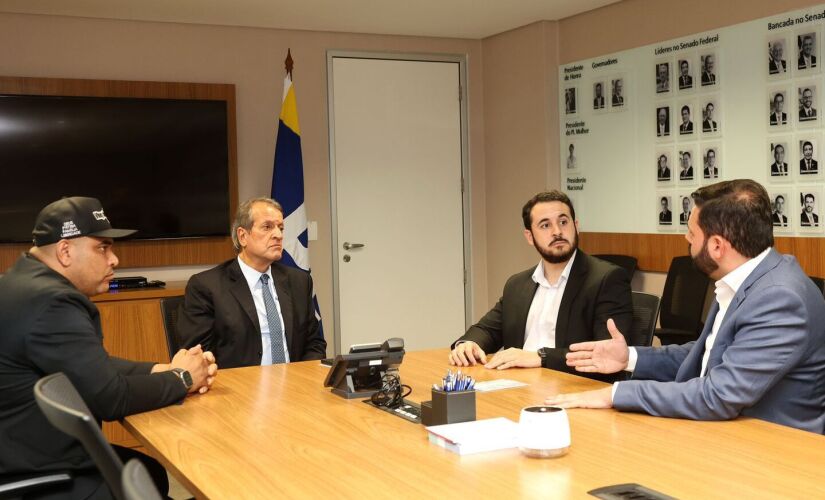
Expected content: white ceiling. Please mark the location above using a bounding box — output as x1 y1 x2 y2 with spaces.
0 0 620 39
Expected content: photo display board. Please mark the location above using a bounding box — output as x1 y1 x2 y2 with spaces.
560 4 825 237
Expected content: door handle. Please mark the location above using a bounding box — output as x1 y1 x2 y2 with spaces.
343 242 365 251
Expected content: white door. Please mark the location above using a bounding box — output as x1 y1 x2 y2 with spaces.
329 55 467 353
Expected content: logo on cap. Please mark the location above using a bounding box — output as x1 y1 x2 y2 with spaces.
93 210 109 222
61 221 81 238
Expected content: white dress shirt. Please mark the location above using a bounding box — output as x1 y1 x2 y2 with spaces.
237 257 290 365
522 251 577 351
614 248 771 397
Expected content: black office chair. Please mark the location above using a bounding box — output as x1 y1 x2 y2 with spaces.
0 471 73 498
160 296 184 359
809 276 825 298
122 459 162 500
654 256 712 345
34 372 126 500
627 292 661 347
594 254 638 281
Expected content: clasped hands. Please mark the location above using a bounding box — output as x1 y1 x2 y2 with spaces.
153 344 218 395
448 319 629 409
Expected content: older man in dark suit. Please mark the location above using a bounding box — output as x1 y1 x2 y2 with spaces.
448 191 632 381
179 198 326 368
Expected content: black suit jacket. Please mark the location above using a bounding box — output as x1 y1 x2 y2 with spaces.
701 71 715 85
659 209 672 224
801 211 820 226
0 254 185 478
179 258 326 368
769 58 786 74
679 121 694 134
798 54 817 69
678 75 693 89
594 96 605 108
770 112 787 125
452 252 632 381
702 119 717 132
612 95 624 106
772 212 788 226
657 166 671 180
771 162 789 175
680 166 694 180
800 158 819 173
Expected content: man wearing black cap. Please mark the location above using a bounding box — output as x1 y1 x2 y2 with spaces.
0 197 218 499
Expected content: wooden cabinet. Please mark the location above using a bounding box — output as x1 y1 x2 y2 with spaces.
91 282 186 447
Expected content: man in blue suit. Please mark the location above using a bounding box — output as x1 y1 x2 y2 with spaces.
546 179 825 433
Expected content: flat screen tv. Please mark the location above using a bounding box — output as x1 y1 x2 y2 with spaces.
0 94 230 243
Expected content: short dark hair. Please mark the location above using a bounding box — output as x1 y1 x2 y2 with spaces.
775 195 785 203
681 105 690 114
803 140 813 149
691 180 773 258
805 193 815 202
661 196 669 204
522 191 576 229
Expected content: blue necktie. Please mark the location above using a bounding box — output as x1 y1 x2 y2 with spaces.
260 274 287 364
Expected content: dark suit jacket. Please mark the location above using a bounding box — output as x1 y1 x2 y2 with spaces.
657 166 671 180
770 112 787 125
771 162 789 175
769 58 786 74
615 250 825 433
679 121 694 134
680 166 694 180
593 96 605 108
678 75 693 89
659 209 672 224
612 95 624 106
798 54 817 69
702 119 717 132
800 158 819 173
799 107 817 121
701 71 715 85
800 211 819 226
452 252 632 381
703 167 718 179
0 254 185 479
680 211 690 224
657 122 670 136
179 258 326 368
772 212 788 226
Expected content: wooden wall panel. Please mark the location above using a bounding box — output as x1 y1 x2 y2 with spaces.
0 75 238 273
93 283 186 447
580 232 825 277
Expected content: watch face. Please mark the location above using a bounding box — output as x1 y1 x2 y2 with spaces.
181 370 193 387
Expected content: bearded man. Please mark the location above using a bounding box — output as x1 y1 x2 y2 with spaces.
448 191 633 381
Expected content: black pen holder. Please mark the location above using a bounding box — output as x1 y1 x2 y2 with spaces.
421 389 476 426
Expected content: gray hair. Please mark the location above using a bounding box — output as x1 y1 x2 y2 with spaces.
231 197 283 253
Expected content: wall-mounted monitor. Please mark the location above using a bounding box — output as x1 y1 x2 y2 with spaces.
0 94 230 242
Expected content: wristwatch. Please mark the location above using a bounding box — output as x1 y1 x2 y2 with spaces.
171 368 193 391
537 348 549 367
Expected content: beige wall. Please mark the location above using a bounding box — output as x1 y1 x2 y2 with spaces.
0 12 489 351
3 0 823 344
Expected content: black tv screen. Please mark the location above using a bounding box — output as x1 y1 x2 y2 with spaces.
0 94 230 243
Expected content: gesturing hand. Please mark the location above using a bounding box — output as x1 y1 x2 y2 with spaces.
565 318 629 374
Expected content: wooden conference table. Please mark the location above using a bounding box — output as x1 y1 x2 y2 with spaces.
124 349 825 499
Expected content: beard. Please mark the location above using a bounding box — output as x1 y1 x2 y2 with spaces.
690 241 718 276
534 229 579 264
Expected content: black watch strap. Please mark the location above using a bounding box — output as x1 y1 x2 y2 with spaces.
537 348 549 367
171 368 193 390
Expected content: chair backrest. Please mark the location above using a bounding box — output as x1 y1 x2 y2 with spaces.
122 459 162 500
809 276 825 298
627 292 661 347
159 296 184 359
659 256 711 334
34 373 125 500
594 254 638 280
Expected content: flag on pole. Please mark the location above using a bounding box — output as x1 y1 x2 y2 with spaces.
272 49 324 338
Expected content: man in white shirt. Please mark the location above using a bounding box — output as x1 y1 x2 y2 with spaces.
179 197 326 368
546 180 825 433
448 191 633 380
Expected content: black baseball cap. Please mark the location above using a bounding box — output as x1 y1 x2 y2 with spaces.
32 197 136 247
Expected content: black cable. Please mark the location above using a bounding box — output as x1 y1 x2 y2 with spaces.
370 372 411 408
